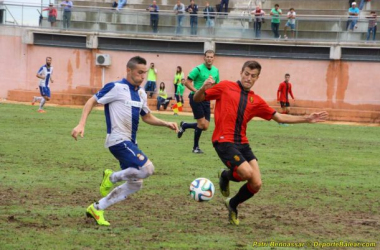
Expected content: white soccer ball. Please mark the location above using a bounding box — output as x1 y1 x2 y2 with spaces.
189 177 215 202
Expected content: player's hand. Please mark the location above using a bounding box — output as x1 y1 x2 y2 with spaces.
51 79 54 83
306 111 328 123
166 122 179 133
202 76 215 90
71 124 85 140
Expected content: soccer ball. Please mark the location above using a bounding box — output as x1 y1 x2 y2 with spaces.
189 178 215 202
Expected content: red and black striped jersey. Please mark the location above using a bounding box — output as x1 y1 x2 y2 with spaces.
277 81 294 102
205 80 276 144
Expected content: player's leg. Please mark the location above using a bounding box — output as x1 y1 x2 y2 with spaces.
215 142 244 197
221 144 260 225
177 93 198 138
192 101 210 153
38 88 48 112
100 141 152 196
33 87 44 107
87 141 153 226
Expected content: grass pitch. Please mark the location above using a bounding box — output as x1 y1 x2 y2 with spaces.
0 103 379 249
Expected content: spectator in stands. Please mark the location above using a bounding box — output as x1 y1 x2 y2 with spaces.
43 3 57 27
359 0 370 10
116 0 127 11
366 11 377 41
145 63 158 98
147 1 159 33
220 0 229 14
157 82 171 111
251 6 265 38
203 1 215 31
186 0 199 35
270 4 282 38
174 0 186 34
174 66 184 97
60 0 73 29
283 8 296 39
347 2 359 31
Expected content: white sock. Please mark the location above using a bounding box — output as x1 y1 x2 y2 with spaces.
95 179 143 210
34 96 43 102
110 163 154 182
39 98 46 110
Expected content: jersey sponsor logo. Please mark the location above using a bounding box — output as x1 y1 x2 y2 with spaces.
137 153 145 161
234 155 240 162
124 100 143 108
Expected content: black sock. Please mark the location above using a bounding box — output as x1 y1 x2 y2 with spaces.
193 127 203 149
222 169 240 182
230 183 255 211
183 122 197 130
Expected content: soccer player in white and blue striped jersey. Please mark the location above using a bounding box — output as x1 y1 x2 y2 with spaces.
32 57 54 113
71 56 179 226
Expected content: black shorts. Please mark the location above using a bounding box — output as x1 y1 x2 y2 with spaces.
189 93 211 121
213 142 257 169
280 101 290 108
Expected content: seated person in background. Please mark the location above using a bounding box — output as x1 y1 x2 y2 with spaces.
157 82 172 111
347 2 359 31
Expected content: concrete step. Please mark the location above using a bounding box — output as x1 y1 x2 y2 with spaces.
7 90 380 123
8 90 93 105
7 90 380 122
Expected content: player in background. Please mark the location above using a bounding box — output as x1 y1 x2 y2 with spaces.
32 57 54 113
277 73 295 116
178 50 220 154
193 60 328 225
71 56 178 226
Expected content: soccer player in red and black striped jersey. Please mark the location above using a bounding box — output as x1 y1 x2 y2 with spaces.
194 60 328 225
277 73 295 115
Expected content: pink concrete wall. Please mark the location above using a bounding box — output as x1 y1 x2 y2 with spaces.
1 34 380 111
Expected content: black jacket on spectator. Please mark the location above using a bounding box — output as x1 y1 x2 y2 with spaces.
186 4 199 15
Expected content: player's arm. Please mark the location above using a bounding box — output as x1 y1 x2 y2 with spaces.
277 85 281 102
36 70 45 79
185 79 197 92
289 85 295 100
71 96 98 140
141 113 179 132
193 76 215 102
272 111 328 124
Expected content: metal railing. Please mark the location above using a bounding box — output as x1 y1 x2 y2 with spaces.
0 2 378 43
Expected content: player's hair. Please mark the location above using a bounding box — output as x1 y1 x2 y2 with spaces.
46 57 52 60
241 61 262 73
204 50 215 56
127 56 147 69
285 73 290 77
275 4 279 7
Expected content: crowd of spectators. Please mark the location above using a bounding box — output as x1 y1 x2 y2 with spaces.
39 0 377 42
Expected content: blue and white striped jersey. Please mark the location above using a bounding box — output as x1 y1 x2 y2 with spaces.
94 78 151 148
37 65 53 87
